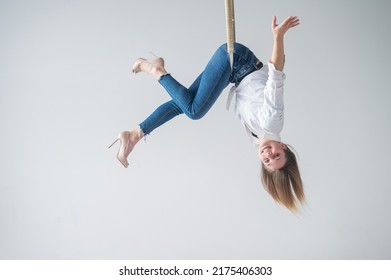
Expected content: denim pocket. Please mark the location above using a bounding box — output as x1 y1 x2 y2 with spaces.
229 43 261 85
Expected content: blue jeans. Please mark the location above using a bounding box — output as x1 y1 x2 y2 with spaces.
139 43 262 135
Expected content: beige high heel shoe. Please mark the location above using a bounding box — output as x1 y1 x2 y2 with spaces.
132 54 165 74
108 131 131 168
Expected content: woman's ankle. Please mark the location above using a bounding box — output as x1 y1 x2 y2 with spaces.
153 68 167 79
130 126 144 143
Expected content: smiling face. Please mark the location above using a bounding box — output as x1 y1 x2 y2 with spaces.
259 140 288 171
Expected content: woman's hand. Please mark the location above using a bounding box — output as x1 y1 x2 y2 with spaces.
269 16 299 71
272 16 300 38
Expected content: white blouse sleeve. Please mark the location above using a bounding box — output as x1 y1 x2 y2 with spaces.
260 62 286 135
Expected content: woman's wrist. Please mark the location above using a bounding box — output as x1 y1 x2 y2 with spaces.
273 33 284 41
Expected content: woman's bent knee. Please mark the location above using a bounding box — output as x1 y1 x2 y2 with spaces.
186 111 206 120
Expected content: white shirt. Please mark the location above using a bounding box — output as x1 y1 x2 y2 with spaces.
226 62 285 146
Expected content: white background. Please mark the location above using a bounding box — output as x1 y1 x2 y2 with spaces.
1 0 390 259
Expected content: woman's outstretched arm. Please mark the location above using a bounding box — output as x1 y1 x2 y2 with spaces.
270 16 300 71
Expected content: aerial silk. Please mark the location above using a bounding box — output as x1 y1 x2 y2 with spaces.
225 0 235 68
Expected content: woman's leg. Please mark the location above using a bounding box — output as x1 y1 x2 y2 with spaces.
158 44 231 120
137 45 229 136
137 73 202 136
139 100 183 135
115 97 184 162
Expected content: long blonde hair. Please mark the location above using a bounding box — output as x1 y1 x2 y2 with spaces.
261 146 305 212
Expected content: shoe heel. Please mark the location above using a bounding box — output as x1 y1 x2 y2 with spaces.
108 138 119 149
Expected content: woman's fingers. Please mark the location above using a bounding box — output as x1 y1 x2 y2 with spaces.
283 16 299 27
280 16 300 30
272 15 277 28
272 16 300 36
290 17 300 27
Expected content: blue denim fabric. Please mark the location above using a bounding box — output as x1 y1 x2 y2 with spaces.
139 43 262 135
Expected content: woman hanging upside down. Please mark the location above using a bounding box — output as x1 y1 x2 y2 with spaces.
109 16 305 211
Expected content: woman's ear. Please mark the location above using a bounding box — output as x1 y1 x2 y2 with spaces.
281 143 287 150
